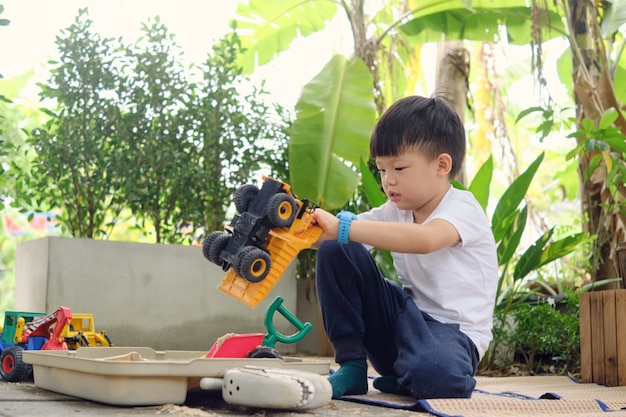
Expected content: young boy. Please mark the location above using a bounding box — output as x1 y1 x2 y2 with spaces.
311 95 499 400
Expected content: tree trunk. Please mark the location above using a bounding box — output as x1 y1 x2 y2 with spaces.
435 41 470 185
567 0 626 283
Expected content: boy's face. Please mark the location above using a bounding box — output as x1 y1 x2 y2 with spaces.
375 148 450 214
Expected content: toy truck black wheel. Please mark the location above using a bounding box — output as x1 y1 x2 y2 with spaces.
247 346 282 359
267 193 297 228
202 231 230 264
234 184 260 213
0 346 29 382
235 246 271 282
104 332 114 347
65 335 81 348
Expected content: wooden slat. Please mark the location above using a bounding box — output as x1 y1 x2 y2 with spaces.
579 292 593 383
616 290 626 386
590 292 606 385
603 290 618 386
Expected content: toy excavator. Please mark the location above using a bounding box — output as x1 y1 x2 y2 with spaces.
0 306 72 382
0 308 114 382
202 176 322 307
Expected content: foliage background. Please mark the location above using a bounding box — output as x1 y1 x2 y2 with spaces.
0 4 584 301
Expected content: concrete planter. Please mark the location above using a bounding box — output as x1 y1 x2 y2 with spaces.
296 278 333 357
14 237 302 353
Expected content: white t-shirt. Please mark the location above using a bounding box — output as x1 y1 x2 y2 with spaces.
358 185 498 359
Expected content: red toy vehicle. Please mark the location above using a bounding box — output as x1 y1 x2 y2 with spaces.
0 306 72 382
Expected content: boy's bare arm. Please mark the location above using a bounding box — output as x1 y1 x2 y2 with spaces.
312 209 460 254
350 219 459 253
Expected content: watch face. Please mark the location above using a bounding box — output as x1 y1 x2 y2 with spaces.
337 211 357 220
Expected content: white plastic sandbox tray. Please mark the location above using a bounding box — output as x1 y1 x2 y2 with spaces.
23 347 331 406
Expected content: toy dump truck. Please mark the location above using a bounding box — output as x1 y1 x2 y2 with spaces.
0 306 72 382
202 176 322 308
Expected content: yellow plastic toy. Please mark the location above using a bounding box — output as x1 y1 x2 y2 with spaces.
60 313 114 349
203 177 322 307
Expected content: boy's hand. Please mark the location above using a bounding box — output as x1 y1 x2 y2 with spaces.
311 208 340 248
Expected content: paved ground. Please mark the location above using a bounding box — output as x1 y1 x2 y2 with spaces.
0 375 426 417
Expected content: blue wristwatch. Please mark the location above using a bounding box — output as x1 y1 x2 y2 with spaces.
336 211 357 244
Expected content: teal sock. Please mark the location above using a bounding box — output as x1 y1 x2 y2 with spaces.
328 359 368 398
373 375 411 396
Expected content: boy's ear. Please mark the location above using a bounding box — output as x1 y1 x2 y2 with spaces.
437 153 453 175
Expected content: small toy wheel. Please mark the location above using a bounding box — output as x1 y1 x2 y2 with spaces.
232 245 250 274
208 232 230 265
234 184 259 213
267 193 297 228
0 346 29 382
65 335 81 349
247 346 282 359
202 231 229 264
235 246 271 282
104 332 114 347
202 233 216 261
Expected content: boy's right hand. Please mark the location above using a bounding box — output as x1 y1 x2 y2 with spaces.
310 208 340 248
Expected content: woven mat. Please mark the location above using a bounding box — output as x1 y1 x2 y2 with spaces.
340 375 626 416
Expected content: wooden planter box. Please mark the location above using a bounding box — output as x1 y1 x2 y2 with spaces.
579 289 626 386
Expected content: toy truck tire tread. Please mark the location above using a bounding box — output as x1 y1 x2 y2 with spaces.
234 184 260 213
202 231 230 265
246 346 282 359
0 346 29 382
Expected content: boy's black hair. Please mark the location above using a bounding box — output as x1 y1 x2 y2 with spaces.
370 95 466 179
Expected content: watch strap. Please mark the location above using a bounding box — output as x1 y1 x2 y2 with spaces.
336 211 357 244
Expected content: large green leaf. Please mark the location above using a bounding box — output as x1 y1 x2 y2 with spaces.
601 0 626 37
613 37 626 105
556 47 574 99
400 6 565 45
289 55 376 209
491 152 544 239
513 230 586 281
360 157 386 208
496 206 527 266
232 0 338 74
614 61 626 104
468 155 493 211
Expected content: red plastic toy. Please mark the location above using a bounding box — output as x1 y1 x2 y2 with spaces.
205 296 311 359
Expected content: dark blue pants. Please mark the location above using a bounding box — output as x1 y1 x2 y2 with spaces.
315 241 479 399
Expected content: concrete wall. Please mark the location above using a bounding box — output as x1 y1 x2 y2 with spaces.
14 237 307 353
296 279 333 357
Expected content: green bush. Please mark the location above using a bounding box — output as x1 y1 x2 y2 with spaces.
496 299 580 375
